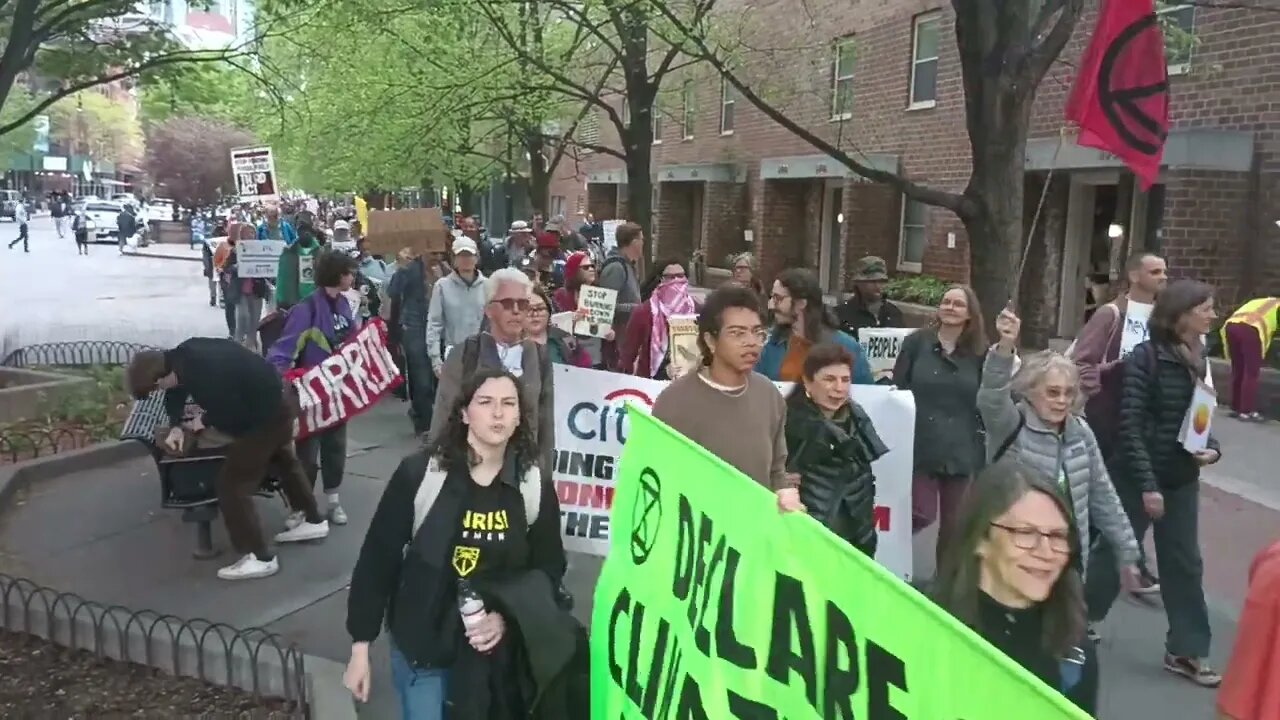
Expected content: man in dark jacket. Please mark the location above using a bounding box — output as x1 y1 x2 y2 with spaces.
836 256 904 337
116 204 139 254
126 339 328 581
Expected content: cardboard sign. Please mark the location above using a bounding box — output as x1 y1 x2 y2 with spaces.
363 207 449 258
229 146 279 203
858 327 916 382
235 240 286 278
580 285 617 326
590 410 1088 720
284 318 403 439
602 220 623 251
666 314 700 379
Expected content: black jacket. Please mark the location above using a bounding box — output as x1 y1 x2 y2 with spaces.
784 395 887 555
345 450 566 670
450 570 589 719
1118 341 1221 492
162 338 285 436
835 293 905 337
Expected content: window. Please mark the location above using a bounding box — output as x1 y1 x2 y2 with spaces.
653 105 663 144
898 198 928 271
578 110 600 153
719 76 735 134
831 37 856 120
1158 2 1196 75
908 13 940 108
622 100 630 127
681 80 695 139
550 195 566 218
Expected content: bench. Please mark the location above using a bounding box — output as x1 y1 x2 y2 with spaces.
120 391 284 559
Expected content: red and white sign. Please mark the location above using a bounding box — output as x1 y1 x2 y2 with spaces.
285 318 403 439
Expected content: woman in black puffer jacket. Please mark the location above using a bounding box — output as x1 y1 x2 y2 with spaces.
785 342 888 556
1111 279 1223 688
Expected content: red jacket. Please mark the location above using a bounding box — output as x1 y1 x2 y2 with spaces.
619 302 655 377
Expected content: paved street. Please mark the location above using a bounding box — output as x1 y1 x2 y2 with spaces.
0 216 225 358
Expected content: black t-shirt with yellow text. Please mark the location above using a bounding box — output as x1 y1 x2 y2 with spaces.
450 480 518 580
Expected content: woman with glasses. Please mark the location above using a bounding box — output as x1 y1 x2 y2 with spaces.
619 258 697 378
730 252 764 298
978 307 1140 713
934 460 1095 714
893 284 987 564
526 286 591 367
551 251 613 368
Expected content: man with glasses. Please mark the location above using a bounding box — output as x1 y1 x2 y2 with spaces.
428 267 555 472
652 285 804 513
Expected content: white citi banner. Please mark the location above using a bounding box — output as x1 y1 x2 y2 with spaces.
551 365 916 580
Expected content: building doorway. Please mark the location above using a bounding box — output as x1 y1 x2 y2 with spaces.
819 180 845 293
1058 172 1162 337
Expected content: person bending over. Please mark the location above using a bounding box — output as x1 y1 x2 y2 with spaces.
127 339 329 581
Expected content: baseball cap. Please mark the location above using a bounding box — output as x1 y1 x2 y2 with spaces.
332 220 350 231
451 237 478 255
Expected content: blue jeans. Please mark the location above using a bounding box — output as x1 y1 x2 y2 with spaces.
389 642 448 720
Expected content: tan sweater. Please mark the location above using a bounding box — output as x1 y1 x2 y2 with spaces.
651 371 793 491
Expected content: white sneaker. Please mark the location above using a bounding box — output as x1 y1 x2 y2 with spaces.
284 510 305 530
274 520 330 543
217 553 279 581
328 504 348 526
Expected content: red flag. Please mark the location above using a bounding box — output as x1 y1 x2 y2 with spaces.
1065 0 1170 189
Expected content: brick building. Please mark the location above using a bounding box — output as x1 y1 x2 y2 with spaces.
547 0 1280 341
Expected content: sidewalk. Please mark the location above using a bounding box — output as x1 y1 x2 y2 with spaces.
0 397 1268 718
124 243 203 262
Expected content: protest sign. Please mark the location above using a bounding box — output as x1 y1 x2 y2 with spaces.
551 366 914 580
229 146 279 203
235 240 286 278
285 318 403 439
1119 300 1154 357
857 327 916 382
590 410 1089 720
580 285 617 324
602 220 623 251
666 315 700 380
1179 380 1217 453
363 207 449 258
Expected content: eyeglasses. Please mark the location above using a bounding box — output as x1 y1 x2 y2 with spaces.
528 304 548 315
491 298 530 313
770 292 789 304
662 271 687 280
990 523 1072 554
718 327 768 345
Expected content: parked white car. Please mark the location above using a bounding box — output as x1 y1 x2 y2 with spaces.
84 201 124 242
147 199 174 224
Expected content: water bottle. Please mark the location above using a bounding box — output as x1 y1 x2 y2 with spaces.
457 579 486 630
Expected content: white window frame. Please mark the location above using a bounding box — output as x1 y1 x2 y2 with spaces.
681 80 695 140
719 76 735 135
579 110 600 154
652 105 663 145
908 13 940 110
1157 2 1196 76
898 198 927 273
831 37 856 121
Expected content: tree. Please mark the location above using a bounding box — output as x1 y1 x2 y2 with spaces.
649 0 1091 319
476 0 714 232
0 86 39 165
143 116 254 206
0 0 288 139
138 63 261 127
47 91 144 166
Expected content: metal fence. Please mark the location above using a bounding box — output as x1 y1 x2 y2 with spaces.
1 340 158 369
0 574 308 716
0 423 94 464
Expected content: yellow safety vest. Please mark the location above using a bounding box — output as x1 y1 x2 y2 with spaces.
1222 297 1280 361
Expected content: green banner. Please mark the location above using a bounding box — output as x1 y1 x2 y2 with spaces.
590 410 1088 719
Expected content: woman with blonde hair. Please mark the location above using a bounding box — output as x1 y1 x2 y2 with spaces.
729 252 764 297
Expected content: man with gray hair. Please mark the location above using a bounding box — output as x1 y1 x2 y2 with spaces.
428 267 555 471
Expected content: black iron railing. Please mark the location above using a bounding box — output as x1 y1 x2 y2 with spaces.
1 340 158 369
0 574 308 715
0 423 95 463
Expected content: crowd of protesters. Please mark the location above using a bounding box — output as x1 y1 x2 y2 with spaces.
126 202 1277 718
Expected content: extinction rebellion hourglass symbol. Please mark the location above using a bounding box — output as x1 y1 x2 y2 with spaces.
1096 13 1169 158
630 467 662 565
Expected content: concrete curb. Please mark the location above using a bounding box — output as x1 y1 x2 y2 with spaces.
306 655 359 720
124 249 201 263
0 440 147 509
